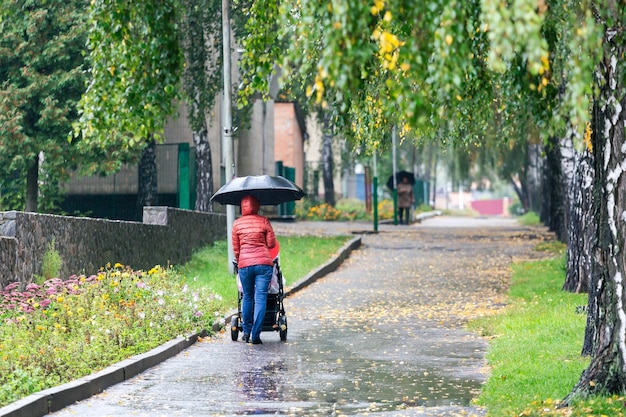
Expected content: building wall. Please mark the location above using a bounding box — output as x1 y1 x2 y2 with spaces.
237 99 275 178
274 103 304 187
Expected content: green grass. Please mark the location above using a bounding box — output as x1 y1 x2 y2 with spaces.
517 211 541 226
176 234 351 310
468 253 594 416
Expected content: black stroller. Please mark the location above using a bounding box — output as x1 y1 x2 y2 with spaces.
230 257 288 342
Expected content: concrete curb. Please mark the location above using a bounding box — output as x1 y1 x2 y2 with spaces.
415 210 442 223
378 210 441 225
1 236 362 417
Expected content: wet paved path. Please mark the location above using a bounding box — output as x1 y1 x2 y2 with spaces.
48 216 552 417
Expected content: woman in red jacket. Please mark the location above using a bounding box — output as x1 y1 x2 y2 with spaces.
232 195 277 344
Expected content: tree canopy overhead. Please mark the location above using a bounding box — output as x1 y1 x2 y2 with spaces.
239 0 604 155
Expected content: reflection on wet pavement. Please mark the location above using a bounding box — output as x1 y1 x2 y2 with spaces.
223 320 485 416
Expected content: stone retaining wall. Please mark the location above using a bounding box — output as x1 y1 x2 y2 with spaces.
0 207 227 288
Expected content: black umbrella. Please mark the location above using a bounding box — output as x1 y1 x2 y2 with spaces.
210 175 305 206
386 171 416 189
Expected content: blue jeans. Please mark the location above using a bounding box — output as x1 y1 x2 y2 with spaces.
239 264 273 341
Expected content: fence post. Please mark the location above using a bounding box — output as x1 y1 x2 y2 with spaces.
178 143 190 210
275 161 285 216
284 166 296 216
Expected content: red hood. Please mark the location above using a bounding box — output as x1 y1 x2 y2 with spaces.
241 195 260 215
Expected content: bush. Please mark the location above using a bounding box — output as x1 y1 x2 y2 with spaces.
518 211 541 226
295 198 397 221
38 239 63 283
335 198 369 221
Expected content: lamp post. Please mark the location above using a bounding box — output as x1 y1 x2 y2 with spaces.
392 125 398 225
222 0 236 274
373 151 378 232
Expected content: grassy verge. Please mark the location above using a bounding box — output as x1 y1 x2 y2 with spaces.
469 251 626 416
175 234 351 310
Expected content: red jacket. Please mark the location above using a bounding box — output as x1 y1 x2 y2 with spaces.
232 195 277 269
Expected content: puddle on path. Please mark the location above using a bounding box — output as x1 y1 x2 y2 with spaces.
224 323 485 416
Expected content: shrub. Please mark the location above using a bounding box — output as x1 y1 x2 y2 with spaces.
377 199 395 220
295 198 398 221
518 211 541 226
335 198 369 221
38 239 63 283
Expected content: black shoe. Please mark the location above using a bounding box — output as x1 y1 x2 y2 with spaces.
242 333 250 343
251 338 262 345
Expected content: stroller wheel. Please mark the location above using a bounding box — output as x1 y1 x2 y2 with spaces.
278 315 287 342
230 315 240 342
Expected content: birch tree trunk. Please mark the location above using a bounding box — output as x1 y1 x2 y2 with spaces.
25 157 38 212
542 136 567 241
559 132 576 246
138 138 158 213
194 122 214 212
322 111 335 207
526 142 543 214
565 26 626 402
563 150 594 294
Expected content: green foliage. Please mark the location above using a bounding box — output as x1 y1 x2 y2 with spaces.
294 198 397 221
236 0 281 108
468 254 589 416
178 0 223 132
74 0 183 174
39 239 63 283
0 264 220 407
0 0 88 211
518 211 541 226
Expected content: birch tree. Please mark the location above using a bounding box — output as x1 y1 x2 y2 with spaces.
178 0 223 212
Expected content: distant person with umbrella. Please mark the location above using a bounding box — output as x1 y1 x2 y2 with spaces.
397 176 414 225
232 195 278 344
387 171 415 225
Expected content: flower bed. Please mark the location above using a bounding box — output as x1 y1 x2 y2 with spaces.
0 264 221 407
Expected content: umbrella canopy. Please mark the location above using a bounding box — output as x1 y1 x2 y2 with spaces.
210 175 305 206
386 171 416 189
